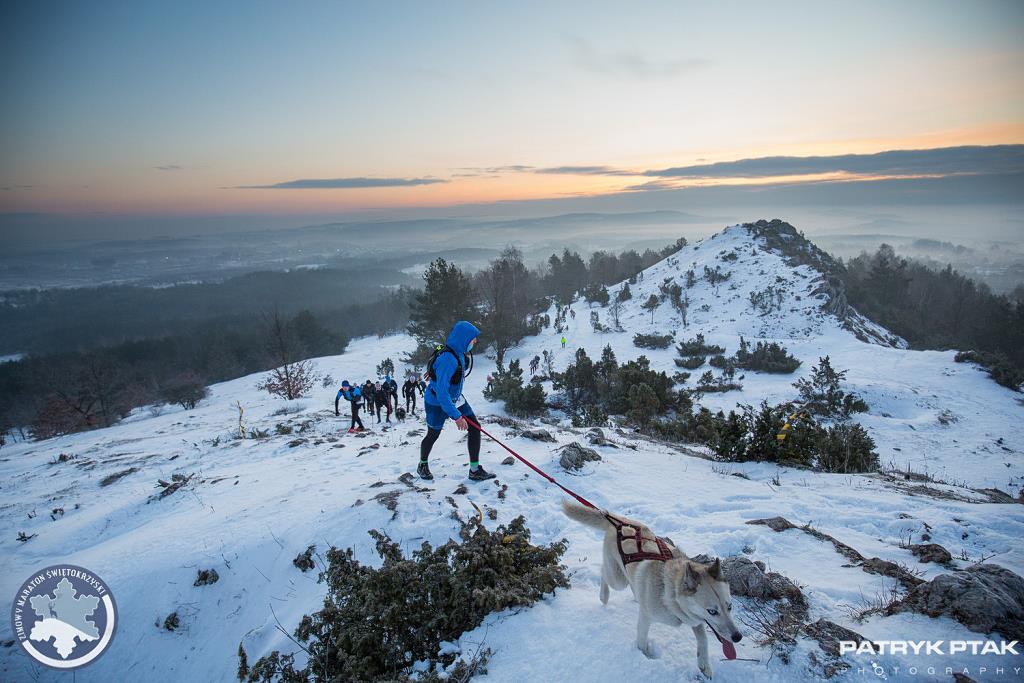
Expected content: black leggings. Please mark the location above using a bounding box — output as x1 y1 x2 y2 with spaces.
406 392 417 412
420 421 481 463
350 403 364 430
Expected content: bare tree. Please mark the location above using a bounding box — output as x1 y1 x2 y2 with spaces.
477 246 537 368
255 308 322 400
609 295 624 331
31 354 132 439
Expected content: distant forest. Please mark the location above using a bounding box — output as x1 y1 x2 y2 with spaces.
0 236 1021 443
840 244 1024 377
0 240 686 441
0 266 413 355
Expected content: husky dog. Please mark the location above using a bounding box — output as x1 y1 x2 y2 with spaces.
562 500 741 678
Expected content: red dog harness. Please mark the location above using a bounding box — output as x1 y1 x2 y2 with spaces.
604 513 675 565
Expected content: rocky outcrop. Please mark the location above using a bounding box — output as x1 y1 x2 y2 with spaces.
803 619 874 679
887 563 1024 641
743 219 843 286
741 219 905 348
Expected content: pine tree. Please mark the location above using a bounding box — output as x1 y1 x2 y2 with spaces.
627 383 659 430
685 269 696 288
642 294 660 324
407 258 477 360
792 356 866 417
547 249 588 305
596 344 619 394
375 357 395 378
555 348 599 411
869 244 910 301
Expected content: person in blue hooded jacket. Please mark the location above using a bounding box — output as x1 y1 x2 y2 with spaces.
335 381 365 433
418 320 495 481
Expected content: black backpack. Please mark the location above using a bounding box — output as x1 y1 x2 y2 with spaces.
425 343 473 385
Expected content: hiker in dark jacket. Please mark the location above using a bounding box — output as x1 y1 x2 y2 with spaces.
403 378 418 413
374 381 392 423
362 380 376 418
335 381 365 432
385 375 399 407
418 320 494 482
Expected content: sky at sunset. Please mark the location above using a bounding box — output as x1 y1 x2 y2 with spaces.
1 0 1022 240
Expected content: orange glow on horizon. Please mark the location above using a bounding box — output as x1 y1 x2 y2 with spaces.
631 122 1024 172
2 122 1021 216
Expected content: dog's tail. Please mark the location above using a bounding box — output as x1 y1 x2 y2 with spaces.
561 499 610 530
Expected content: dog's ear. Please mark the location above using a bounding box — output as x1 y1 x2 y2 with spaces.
708 557 723 580
683 562 700 592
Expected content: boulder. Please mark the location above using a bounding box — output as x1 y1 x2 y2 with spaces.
888 563 1024 640
693 554 804 603
558 442 601 471
747 516 796 532
521 428 556 443
909 543 952 565
585 427 617 447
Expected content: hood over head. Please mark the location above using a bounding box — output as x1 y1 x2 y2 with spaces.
446 320 480 355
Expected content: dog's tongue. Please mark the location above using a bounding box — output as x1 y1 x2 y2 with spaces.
715 632 737 660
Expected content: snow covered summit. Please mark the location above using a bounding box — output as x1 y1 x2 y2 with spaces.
610 218 905 348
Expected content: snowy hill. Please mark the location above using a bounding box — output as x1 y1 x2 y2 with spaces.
2 220 1022 682
617 218 906 348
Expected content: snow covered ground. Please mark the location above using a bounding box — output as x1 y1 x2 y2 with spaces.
2 223 1022 682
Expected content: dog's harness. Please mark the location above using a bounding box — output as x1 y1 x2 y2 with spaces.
603 513 675 565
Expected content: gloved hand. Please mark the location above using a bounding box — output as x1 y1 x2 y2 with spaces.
335 410 339 416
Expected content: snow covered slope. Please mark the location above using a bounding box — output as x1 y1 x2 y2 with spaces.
2 221 1022 682
530 219 1022 491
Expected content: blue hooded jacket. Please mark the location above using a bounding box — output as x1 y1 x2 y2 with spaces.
424 320 480 420
337 385 362 402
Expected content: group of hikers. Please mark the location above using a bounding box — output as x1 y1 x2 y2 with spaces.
335 375 425 431
334 320 496 481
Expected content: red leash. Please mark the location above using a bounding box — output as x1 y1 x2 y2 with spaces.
463 416 598 509
466 416 740 662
